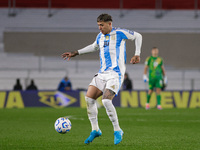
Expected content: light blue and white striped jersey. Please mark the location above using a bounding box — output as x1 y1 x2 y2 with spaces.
92 27 137 77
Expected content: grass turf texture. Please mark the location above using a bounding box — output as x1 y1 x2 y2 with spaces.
0 108 200 150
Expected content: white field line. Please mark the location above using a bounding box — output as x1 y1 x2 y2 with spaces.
65 115 85 120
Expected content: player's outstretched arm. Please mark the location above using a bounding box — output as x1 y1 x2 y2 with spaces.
61 42 99 61
62 51 79 61
161 65 166 77
62 43 99 61
161 65 167 84
143 65 149 82
134 32 142 57
129 32 142 64
144 65 148 75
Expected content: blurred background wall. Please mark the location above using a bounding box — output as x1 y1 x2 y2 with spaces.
4 32 200 68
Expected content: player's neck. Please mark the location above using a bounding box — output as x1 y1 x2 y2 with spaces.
104 27 113 35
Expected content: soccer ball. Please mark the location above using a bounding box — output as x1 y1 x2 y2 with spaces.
54 117 72 134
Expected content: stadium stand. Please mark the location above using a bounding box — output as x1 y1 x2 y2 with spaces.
0 53 200 90
0 0 199 9
0 1 200 90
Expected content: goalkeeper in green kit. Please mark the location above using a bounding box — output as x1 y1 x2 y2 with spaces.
143 47 167 110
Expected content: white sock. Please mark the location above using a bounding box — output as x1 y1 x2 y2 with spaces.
102 99 121 131
85 96 99 131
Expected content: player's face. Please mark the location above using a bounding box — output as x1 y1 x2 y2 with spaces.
151 48 159 57
97 21 112 35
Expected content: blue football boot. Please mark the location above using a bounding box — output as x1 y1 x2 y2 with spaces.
84 129 102 144
114 129 124 145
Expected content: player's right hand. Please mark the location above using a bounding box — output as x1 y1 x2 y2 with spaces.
61 51 78 61
143 74 149 83
130 55 140 64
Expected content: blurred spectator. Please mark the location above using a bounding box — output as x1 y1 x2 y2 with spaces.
13 78 23 90
26 79 38 90
123 73 133 90
57 77 72 91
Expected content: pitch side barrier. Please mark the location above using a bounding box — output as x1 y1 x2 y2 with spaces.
0 90 200 109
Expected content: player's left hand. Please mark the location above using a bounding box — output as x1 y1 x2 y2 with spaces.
61 51 78 61
130 55 140 64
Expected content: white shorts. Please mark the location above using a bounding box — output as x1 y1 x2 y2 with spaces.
89 71 124 95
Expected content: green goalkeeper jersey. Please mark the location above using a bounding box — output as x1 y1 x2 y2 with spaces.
145 56 163 79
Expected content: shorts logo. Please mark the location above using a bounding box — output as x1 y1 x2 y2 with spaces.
111 85 115 89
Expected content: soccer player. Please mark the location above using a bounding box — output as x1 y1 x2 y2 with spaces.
143 47 167 110
62 14 142 145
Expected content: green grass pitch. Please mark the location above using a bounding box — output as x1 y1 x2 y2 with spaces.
0 108 200 150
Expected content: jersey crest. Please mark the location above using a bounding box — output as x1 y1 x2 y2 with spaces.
105 36 109 40
154 58 162 68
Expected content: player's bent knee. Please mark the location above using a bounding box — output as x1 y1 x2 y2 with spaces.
86 93 101 100
148 90 153 95
86 94 94 99
86 86 102 100
85 96 96 105
85 96 95 101
102 95 113 100
156 88 161 94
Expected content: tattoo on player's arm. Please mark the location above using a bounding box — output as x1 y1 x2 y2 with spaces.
103 89 115 100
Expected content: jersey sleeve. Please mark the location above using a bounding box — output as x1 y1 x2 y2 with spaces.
145 57 150 66
117 29 141 40
160 57 163 66
117 29 142 56
117 29 134 40
92 33 101 50
78 33 100 55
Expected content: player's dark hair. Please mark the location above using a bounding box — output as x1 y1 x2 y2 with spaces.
152 47 158 50
97 14 112 22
